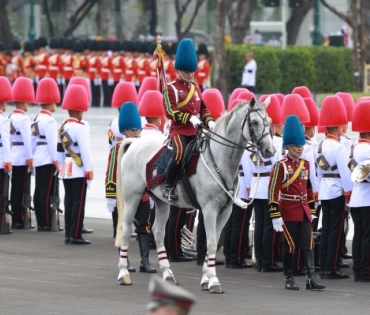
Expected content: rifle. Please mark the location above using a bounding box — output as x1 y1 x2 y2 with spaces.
0 173 13 234
50 173 63 231
22 170 34 229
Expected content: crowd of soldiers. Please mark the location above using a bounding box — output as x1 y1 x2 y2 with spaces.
0 36 369 303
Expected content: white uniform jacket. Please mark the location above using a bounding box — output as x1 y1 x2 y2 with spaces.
317 136 352 200
58 118 93 179
107 117 124 150
0 111 11 169
239 151 251 200
302 140 319 200
140 123 163 138
349 139 370 208
9 109 32 166
31 110 58 167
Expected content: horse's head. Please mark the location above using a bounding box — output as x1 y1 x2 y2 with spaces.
242 96 276 158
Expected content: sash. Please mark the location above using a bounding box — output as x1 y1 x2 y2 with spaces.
177 83 195 109
281 159 305 189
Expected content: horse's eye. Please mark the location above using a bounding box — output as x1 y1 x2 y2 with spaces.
252 120 258 126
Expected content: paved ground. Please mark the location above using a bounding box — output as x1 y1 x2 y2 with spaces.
0 106 364 314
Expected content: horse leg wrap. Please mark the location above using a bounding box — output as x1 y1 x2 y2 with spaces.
157 246 170 271
207 254 217 279
118 246 128 269
117 245 132 284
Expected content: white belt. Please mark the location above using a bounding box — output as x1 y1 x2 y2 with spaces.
113 69 122 73
198 73 206 77
38 65 47 69
101 69 111 73
126 70 134 74
49 66 59 71
89 68 97 72
64 67 73 71
280 193 307 201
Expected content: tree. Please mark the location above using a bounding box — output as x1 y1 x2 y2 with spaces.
142 0 157 36
174 0 206 40
43 0 55 37
0 0 12 51
213 0 230 103
63 0 98 37
114 0 123 40
286 0 314 45
228 0 257 44
96 0 111 39
320 0 369 90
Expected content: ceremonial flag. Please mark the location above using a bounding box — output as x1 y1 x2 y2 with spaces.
154 36 167 93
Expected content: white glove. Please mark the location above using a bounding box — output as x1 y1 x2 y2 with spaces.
11 64 17 71
108 78 114 86
106 198 116 213
311 215 317 222
208 121 216 130
149 197 155 209
189 115 202 128
272 217 284 232
87 180 92 189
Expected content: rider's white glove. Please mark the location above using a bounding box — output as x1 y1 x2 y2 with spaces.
311 215 317 222
106 198 116 213
189 115 202 128
272 217 284 232
208 121 215 130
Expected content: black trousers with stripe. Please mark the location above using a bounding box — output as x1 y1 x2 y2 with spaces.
10 166 28 227
172 135 193 164
34 164 55 228
165 206 187 257
320 195 346 272
224 203 253 265
133 199 151 234
0 169 6 228
63 178 87 239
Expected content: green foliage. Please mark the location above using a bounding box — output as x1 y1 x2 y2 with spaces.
317 92 368 108
225 45 354 95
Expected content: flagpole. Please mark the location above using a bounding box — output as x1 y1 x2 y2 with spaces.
155 35 167 93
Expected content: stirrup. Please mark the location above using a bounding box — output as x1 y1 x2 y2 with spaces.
163 187 178 201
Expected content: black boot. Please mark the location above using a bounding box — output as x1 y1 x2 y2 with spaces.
285 271 299 290
138 233 157 273
353 268 360 282
117 247 136 272
163 159 180 201
304 250 325 290
112 207 118 238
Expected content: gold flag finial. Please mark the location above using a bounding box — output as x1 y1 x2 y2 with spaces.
155 34 165 67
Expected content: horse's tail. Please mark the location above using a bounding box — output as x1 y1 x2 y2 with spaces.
115 138 135 247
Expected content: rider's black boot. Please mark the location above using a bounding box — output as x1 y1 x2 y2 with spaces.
138 233 157 273
304 250 325 290
163 158 180 201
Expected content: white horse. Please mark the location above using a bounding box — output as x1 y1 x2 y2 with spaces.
116 97 275 293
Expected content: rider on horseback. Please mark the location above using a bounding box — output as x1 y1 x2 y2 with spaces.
162 39 215 201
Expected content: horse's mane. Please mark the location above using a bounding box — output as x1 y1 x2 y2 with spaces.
214 100 249 132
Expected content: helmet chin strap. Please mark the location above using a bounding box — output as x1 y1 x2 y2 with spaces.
178 70 193 83
287 145 301 160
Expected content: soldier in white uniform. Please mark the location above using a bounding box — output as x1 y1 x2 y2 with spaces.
0 77 13 233
10 77 34 229
349 100 370 282
58 85 93 245
317 95 352 279
32 78 60 231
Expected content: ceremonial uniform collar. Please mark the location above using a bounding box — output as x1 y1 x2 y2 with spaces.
286 154 300 163
175 78 194 86
40 109 52 116
358 138 370 144
325 134 339 141
143 123 158 130
66 117 84 124
13 109 25 115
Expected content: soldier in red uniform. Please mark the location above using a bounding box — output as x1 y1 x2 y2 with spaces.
72 41 88 77
194 43 210 92
162 43 175 82
87 40 101 107
62 39 74 88
0 42 9 78
162 39 215 201
123 41 137 85
10 40 24 82
268 115 325 291
111 41 125 92
35 37 49 81
48 38 63 102
99 40 112 107
136 42 150 91
23 42 36 84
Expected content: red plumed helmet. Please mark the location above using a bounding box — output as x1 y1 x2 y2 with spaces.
138 90 165 117
69 77 91 102
265 95 282 125
292 86 312 99
36 78 60 104
112 82 138 108
228 88 248 108
202 89 225 120
281 94 310 124
357 96 370 104
319 95 347 127
259 94 268 102
352 100 370 132
12 77 34 103
228 99 243 112
138 77 158 101
303 98 319 127
335 92 354 121
317 125 327 133
237 91 256 102
62 85 88 111
275 93 284 106
0 76 12 102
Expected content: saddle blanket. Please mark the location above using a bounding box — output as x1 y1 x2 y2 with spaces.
146 146 199 190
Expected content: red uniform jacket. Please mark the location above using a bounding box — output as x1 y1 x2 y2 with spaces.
36 52 49 78
23 55 36 80
195 59 210 86
11 55 24 81
73 55 88 77
268 155 315 222
62 54 74 80
0 54 9 76
87 55 101 81
111 55 125 82
149 59 157 77
163 78 213 139
48 54 62 80
99 55 112 81
124 56 137 83
164 59 176 82
136 56 150 84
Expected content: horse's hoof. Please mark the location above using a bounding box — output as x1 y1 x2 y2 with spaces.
209 284 224 294
201 282 209 291
165 275 178 285
118 275 132 285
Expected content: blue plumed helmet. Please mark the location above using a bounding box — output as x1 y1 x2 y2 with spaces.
119 101 142 132
282 115 305 148
174 38 197 73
